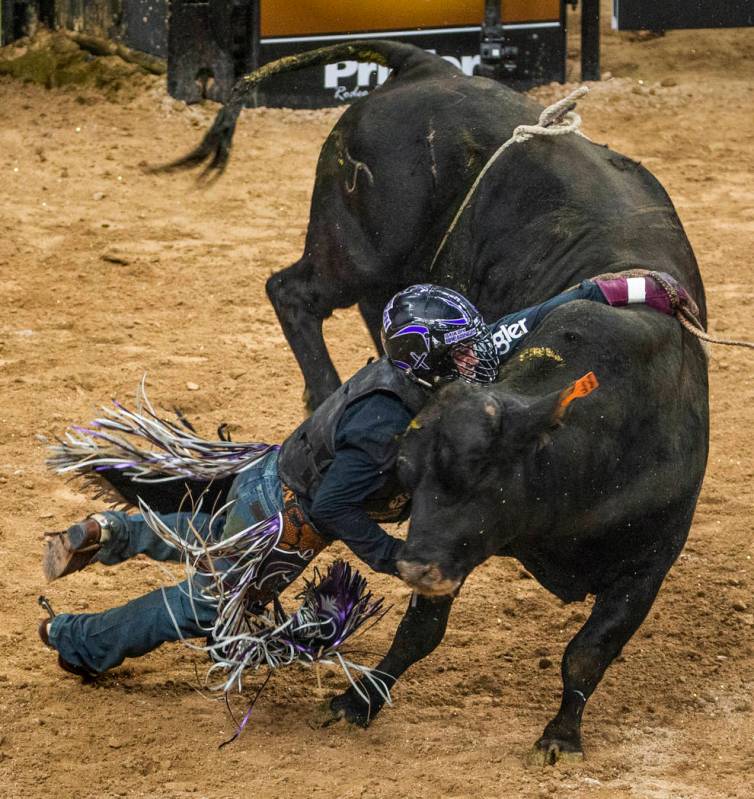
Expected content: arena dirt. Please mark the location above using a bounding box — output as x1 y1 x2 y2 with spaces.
0 10 752 799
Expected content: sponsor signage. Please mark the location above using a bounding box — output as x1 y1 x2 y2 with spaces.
254 1 566 108
613 0 753 30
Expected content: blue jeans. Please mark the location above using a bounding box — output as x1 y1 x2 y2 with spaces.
49 450 283 674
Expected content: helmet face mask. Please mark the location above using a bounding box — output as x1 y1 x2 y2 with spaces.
381 285 500 388
448 324 499 384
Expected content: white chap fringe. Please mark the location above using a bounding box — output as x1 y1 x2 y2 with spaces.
142 496 391 713
47 377 276 483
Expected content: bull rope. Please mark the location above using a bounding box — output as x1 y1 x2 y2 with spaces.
429 86 591 273
587 269 754 351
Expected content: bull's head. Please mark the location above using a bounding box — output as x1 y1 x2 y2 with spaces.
396 375 595 595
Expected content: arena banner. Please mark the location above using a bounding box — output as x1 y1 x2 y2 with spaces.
613 0 753 30
254 0 566 108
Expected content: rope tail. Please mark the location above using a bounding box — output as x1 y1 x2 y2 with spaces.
677 310 754 350
152 40 429 182
645 270 754 350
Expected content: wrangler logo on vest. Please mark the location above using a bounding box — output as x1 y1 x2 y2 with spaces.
491 318 529 355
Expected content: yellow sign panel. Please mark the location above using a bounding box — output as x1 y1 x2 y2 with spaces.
261 1 561 38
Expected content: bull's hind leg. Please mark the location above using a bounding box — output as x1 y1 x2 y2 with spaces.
529 551 678 765
266 258 357 412
325 592 455 727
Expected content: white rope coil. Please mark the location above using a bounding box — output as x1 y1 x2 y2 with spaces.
429 86 590 273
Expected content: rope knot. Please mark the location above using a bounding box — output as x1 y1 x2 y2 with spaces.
511 86 590 144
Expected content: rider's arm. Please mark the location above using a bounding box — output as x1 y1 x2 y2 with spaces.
488 282 606 359
307 394 413 576
488 273 689 360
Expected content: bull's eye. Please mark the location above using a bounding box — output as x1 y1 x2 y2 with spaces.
435 439 466 493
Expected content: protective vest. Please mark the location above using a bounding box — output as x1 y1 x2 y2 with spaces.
278 357 429 506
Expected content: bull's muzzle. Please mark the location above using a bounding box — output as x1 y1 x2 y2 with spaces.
396 560 461 596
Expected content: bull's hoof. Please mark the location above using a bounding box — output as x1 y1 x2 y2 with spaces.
310 691 375 728
329 690 373 728
527 738 584 766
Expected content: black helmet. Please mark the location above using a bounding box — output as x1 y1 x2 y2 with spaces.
381 284 499 388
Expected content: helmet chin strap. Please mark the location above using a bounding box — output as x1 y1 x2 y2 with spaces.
391 362 437 390
408 372 436 390
401 362 490 389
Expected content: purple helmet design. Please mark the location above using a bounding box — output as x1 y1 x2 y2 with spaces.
381 285 499 388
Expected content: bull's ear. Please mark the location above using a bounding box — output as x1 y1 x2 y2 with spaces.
551 371 600 427
503 371 600 449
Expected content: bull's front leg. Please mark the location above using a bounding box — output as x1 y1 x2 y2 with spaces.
529 559 672 765
327 592 455 727
266 258 349 412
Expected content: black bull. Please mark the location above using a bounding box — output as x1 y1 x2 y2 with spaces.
165 42 709 761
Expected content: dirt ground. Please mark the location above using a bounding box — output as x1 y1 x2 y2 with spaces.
1 10 753 799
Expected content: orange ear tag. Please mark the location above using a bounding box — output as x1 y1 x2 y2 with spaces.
558 371 600 413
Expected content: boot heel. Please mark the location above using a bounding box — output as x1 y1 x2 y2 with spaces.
42 518 102 582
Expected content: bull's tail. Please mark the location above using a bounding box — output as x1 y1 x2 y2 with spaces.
154 40 435 180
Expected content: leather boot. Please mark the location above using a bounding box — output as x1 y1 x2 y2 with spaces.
38 618 97 681
42 516 106 582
